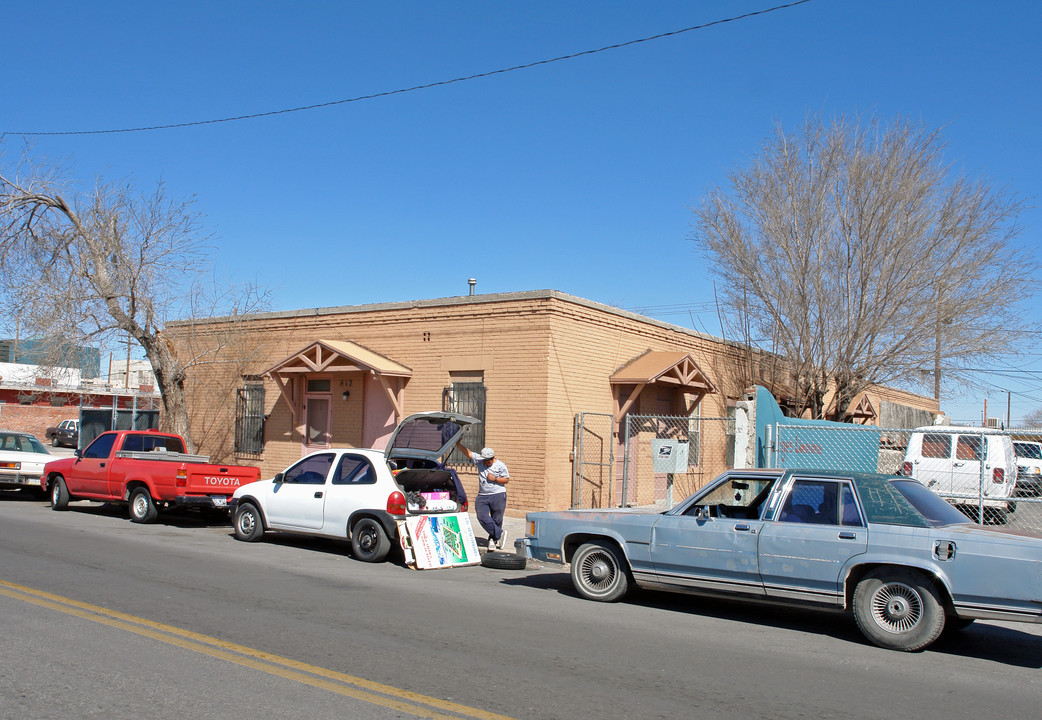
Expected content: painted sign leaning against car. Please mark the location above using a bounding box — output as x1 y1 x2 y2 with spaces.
403 513 481 569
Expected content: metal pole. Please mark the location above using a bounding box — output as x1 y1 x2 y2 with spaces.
978 430 985 524
621 417 631 508
766 424 774 468
571 414 580 509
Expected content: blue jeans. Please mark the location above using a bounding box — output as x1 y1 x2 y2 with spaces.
476 492 506 541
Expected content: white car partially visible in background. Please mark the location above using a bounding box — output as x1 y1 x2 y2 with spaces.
1013 440 1042 497
0 431 52 492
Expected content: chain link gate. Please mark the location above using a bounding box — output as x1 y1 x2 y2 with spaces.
770 423 1042 531
571 412 617 509
619 414 734 510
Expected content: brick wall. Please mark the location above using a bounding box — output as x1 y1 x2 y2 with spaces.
0 404 78 443
169 292 776 512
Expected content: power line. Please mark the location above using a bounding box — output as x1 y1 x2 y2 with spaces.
5 0 815 137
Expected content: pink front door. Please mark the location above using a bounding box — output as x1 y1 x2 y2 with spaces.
303 393 331 452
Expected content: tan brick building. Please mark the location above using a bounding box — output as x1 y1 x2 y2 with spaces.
172 290 937 513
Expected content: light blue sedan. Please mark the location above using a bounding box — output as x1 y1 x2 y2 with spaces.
523 469 1042 651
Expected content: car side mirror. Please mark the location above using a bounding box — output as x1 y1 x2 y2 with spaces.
694 505 711 520
74 449 82 458
274 473 284 483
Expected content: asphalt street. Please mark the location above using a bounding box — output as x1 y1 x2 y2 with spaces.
1 492 1040 720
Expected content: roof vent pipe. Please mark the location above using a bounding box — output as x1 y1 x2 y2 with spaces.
468 278 476 296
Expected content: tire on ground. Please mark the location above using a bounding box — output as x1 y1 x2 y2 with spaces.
481 551 527 570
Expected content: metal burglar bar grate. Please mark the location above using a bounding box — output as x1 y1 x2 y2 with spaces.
442 382 485 467
235 384 265 454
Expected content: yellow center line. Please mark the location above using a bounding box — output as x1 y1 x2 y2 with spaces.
0 579 517 720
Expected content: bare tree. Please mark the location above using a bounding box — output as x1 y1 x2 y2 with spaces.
1023 406 1042 429
0 146 269 452
692 114 1033 420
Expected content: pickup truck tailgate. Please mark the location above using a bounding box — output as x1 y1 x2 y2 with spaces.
184 464 261 497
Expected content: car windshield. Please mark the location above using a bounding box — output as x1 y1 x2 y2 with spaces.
889 479 973 527
1014 442 1042 460
0 433 50 455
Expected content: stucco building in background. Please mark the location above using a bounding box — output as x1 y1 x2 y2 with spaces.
171 290 939 513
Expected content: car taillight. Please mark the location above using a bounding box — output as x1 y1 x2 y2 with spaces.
993 468 1005 484
901 461 912 476
176 469 187 488
460 499 468 512
386 490 407 516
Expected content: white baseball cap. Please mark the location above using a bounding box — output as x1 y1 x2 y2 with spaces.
480 447 495 459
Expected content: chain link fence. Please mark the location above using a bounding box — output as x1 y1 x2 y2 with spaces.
770 423 1042 530
570 414 733 511
572 412 1042 532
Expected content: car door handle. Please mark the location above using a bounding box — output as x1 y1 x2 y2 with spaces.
838 531 857 540
314 491 323 498
734 523 751 532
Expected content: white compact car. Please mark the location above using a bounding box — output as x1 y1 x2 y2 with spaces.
230 412 477 562
900 426 1017 520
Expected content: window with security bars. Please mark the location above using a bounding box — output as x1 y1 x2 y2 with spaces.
442 380 485 467
235 382 265 454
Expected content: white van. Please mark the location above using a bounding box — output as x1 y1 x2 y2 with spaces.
900 426 1017 519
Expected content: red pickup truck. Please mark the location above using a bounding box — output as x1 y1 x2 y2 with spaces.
42 430 261 523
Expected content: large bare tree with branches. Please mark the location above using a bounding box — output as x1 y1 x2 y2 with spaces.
692 114 1033 420
0 146 269 452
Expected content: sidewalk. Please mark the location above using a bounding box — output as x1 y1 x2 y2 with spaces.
466 509 528 554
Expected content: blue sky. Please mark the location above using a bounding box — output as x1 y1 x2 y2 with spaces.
3 1 1040 423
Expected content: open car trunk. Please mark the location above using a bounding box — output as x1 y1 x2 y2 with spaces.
385 411 479 514
393 465 467 513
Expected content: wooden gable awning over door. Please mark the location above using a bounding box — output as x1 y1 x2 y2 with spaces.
264 339 412 423
846 394 877 424
610 350 717 423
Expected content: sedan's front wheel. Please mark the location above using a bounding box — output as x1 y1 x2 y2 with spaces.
853 568 944 651
570 541 630 602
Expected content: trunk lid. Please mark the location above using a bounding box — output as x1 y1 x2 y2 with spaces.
384 411 479 464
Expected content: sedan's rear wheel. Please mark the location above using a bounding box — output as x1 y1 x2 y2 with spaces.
570 541 630 602
351 518 390 563
853 568 944 651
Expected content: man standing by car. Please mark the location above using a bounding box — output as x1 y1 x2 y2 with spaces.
457 441 510 551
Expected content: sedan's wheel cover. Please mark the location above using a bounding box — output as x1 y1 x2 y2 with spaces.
358 528 376 552
870 581 923 634
580 551 616 591
238 512 255 535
